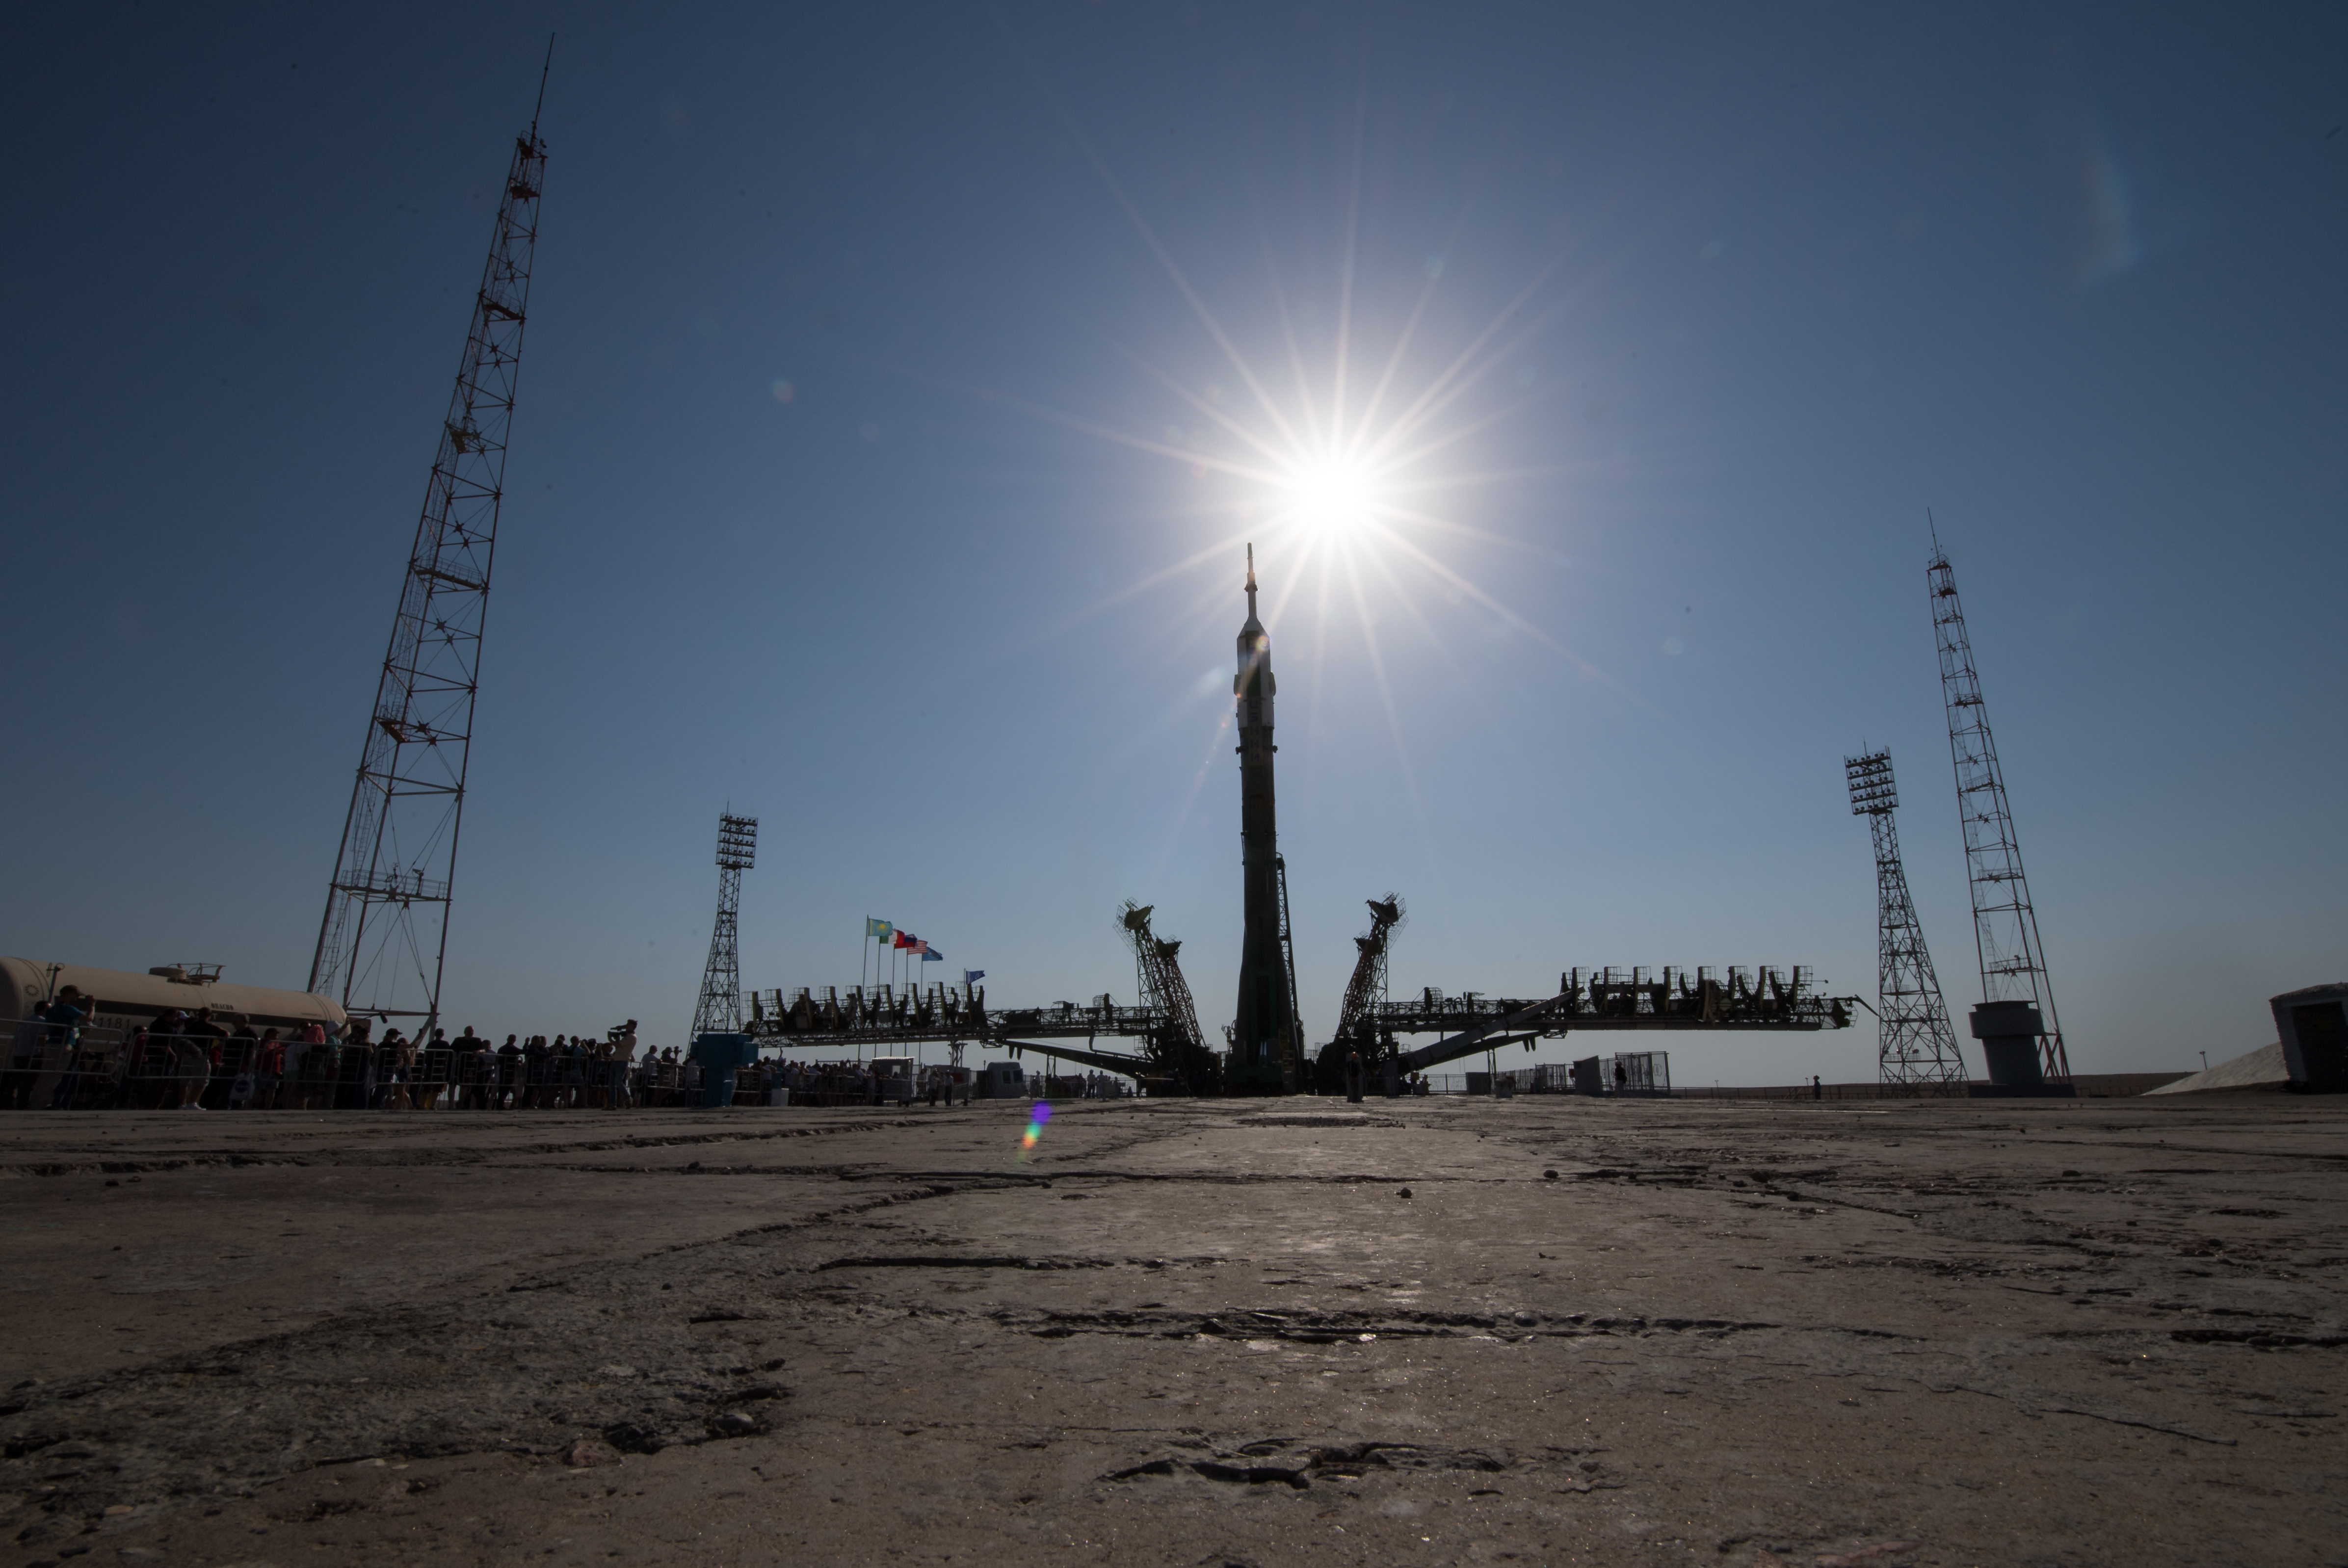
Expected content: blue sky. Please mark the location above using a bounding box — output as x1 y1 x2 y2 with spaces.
4 3 2342 1082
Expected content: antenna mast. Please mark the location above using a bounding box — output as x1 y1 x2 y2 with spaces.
1845 752 1966 1088
308 97 550 1026
1929 541 2070 1085
691 814 759 1038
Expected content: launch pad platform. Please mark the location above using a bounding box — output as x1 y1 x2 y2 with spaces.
745 964 1859 1093
1 1092 2335 1566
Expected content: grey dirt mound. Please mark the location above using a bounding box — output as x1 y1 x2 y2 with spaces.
2 1095 2344 1566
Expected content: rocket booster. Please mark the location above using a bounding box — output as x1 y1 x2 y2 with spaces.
1232 545 1293 1083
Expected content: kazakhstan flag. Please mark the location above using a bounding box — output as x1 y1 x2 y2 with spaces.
867 917 893 941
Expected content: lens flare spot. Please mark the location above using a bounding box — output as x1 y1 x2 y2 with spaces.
1018 1100 1052 1162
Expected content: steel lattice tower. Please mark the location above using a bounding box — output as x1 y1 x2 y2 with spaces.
1334 895 1404 1048
309 90 549 1027
1929 542 2071 1082
1117 902 1209 1080
691 814 759 1038
1845 752 1966 1087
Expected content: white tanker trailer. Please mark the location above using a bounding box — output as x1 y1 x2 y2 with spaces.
2 956 346 1042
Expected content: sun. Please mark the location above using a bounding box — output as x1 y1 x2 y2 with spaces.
1285 454 1377 540
995 103 1594 724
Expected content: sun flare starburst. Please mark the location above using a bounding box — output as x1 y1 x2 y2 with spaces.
993 94 1617 858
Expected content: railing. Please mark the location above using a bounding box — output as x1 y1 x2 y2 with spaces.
0 1018 1013 1112
4 1016 134 1110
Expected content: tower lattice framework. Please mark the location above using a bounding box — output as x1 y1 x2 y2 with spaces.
1334 895 1404 1046
1845 752 1966 1087
309 106 548 1025
691 814 759 1037
1118 902 1208 1076
1929 543 2070 1082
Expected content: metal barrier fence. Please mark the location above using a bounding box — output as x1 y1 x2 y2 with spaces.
1 1018 1006 1111
2 1018 700 1111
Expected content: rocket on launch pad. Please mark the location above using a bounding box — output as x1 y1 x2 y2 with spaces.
1230 546 1296 1092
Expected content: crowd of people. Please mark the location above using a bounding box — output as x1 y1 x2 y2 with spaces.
0 994 1067 1111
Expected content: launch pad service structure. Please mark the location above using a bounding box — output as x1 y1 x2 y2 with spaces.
744 546 1862 1091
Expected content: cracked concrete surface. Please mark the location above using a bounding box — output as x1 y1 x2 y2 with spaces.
2 1095 2345 1566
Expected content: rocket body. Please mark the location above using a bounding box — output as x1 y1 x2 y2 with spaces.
1232 551 1293 1087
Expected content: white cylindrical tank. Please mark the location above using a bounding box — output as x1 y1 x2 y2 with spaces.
1 957 347 1038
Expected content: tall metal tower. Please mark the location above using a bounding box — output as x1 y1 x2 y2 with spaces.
308 86 550 1025
1929 541 2071 1084
690 814 759 1038
1844 752 1966 1087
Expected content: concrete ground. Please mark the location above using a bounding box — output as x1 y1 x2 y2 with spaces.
1 1093 2343 1568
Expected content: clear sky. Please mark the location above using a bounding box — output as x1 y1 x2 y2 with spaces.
4 3 2342 1084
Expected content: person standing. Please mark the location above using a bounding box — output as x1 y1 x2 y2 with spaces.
143 1011 186 1109
169 1007 225 1109
495 1034 521 1108
521 1034 548 1108
448 1026 483 1108
610 1022 638 1110
170 1013 212 1109
41 986 92 1109
379 1027 414 1111
224 1022 260 1109
255 1029 285 1109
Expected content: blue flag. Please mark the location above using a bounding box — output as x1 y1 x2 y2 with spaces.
964 969 985 984
921 948 944 962
867 917 893 942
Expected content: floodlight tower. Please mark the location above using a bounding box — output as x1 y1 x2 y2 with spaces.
690 814 758 1038
1929 542 2071 1085
308 76 550 1029
1845 752 1966 1087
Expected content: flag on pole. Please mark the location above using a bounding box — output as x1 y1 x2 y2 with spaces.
964 969 985 984
867 918 892 941
921 948 944 963
893 930 914 950
910 938 930 956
